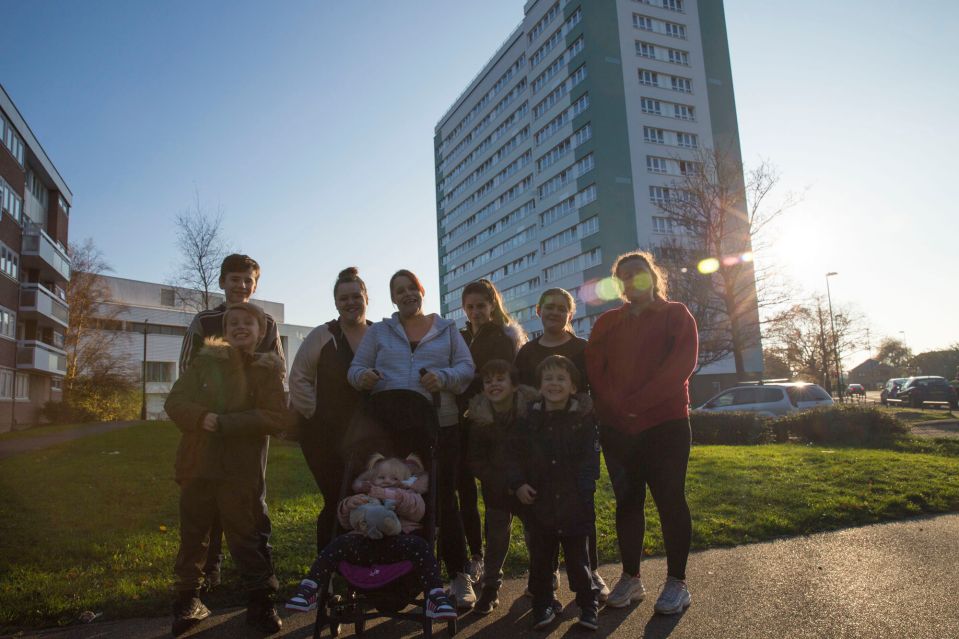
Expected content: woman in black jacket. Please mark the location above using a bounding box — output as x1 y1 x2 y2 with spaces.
456 279 526 585
289 267 372 552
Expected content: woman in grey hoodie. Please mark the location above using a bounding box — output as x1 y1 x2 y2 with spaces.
348 269 476 608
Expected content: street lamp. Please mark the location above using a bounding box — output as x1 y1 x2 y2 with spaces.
825 273 842 401
141 319 149 421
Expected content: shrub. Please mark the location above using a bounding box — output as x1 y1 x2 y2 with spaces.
690 411 773 445
44 376 141 424
779 405 908 445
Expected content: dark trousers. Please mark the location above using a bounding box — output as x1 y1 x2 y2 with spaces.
481 506 512 592
602 419 692 579
203 440 272 579
527 528 597 613
307 533 444 593
436 425 468 577
300 435 347 553
456 422 483 558
175 478 278 593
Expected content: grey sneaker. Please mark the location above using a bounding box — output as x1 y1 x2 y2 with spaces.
653 577 691 615
605 573 646 608
592 571 610 604
451 572 476 609
467 556 485 584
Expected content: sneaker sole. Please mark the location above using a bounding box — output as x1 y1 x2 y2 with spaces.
426 610 458 620
578 619 599 631
654 596 691 615
284 602 317 612
533 611 556 630
604 592 647 609
475 601 499 615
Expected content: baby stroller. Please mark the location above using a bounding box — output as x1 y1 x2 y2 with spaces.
312 389 458 638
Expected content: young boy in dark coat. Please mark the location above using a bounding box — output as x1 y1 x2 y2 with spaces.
165 302 290 636
467 359 539 614
507 355 601 631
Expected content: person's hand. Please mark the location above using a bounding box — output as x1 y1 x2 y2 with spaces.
201 413 218 432
346 494 370 509
420 371 442 393
516 484 537 505
358 369 382 390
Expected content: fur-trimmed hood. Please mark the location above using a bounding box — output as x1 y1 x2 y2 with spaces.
467 384 539 427
197 337 286 373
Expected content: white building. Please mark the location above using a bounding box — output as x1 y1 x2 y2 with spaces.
97 275 312 419
433 0 762 397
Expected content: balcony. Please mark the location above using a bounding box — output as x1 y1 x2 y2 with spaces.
20 283 69 329
22 223 70 283
16 340 67 375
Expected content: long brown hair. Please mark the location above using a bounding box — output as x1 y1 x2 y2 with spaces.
612 250 669 300
462 279 521 330
536 287 576 334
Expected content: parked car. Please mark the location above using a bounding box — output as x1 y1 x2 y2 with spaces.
846 383 866 397
889 376 959 409
880 378 907 405
696 382 834 418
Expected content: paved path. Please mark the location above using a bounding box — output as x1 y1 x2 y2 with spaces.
910 419 959 439
0 421 143 461
10 514 959 639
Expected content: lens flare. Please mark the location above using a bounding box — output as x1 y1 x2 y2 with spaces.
741 252 754 262
698 258 720 274
595 277 623 301
630 272 653 291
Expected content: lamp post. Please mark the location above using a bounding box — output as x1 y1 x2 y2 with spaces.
825 272 842 401
141 319 149 421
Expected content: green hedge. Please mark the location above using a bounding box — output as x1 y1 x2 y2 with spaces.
690 411 773 445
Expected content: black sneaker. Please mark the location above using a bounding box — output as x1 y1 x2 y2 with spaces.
578 607 599 631
532 605 556 630
246 592 282 634
171 591 210 636
201 570 221 593
475 588 499 615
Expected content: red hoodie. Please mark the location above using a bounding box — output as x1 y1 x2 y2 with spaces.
585 299 698 435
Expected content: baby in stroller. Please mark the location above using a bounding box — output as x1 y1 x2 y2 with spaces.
287 453 457 621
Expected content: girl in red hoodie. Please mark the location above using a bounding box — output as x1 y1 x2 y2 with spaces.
585 251 698 616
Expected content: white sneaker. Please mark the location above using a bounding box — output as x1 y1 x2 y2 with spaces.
451 572 476 610
605 573 646 608
654 577 691 615
466 556 485 584
592 571 611 604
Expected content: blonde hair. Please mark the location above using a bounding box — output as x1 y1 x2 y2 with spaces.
612 250 669 300
366 454 412 482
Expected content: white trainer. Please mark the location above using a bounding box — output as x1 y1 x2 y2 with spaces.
605 573 647 608
592 570 611 604
451 572 476 609
653 577 691 615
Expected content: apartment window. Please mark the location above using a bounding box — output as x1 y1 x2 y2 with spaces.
0 369 12 399
676 132 698 148
0 243 19 281
542 216 600 253
160 288 176 307
664 21 687 39
652 216 680 234
538 153 595 199
649 185 673 203
15 373 29 400
540 184 597 226
663 0 684 11
668 48 689 65
641 98 662 115
0 177 23 224
679 160 700 175
51 377 63 392
145 361 175 383
671 76 692 93
638 70 658 87
636 42 656 59
643 126 665 144
633 14 654 31
674 104 694 120
1 116 25 166
647 156 668 174
544 247 603 282
0 306 15 340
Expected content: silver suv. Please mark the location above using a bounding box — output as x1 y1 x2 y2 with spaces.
696 382 834 418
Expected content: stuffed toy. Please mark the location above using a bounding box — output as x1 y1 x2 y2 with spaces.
348 498 403 539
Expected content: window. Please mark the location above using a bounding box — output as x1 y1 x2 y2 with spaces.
538 153 595 199
664 21 686 39
671 75 692 93
0 177 23 224
144 361 175 383
649 185 673 203
51 377 63 392
643 126 665 144
673 103 694 120
676 132 698 148
160 288 176 307
652 215 680 234
0 243 19 281
1 116 25 166
15 373 29 400
679 160 700 175
638 70 658 87
641 97 662 115
537 124 592 173
633 14 654 31
0 369 12 399
529 1 562 43
636 42 656 59
0 306 14 339
542 216 600 252
646 156 668 174
540 184 597 226
663 0 684 11
668 48 689 65
544 248 603 282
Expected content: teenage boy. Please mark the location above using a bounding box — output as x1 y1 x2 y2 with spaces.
467 359 539 615
176 254 285 592
507 355 601 631
166 302 288 635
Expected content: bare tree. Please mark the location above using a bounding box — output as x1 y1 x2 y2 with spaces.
65 239 133 385
170 190 230 312
652 146 799 374
763 295 867 393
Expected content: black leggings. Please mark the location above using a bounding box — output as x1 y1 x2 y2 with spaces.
456 422 483 558
300 435 347 553
307 533 443 593
601 419 691 580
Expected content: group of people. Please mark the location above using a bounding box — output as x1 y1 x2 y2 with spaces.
164 249 699 636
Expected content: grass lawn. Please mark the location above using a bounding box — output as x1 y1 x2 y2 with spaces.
0 422 105 442
873 405 956 424
2 422 959 629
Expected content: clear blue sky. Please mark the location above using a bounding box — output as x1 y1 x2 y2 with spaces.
2 1 956 362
